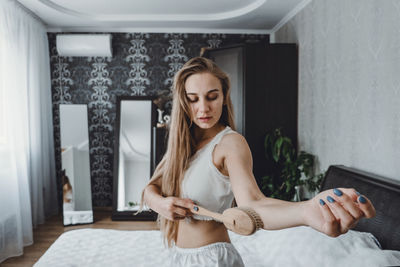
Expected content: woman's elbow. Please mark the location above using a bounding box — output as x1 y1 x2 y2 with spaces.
235 193 265 208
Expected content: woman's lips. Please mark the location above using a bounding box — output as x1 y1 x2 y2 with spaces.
199 116 212 122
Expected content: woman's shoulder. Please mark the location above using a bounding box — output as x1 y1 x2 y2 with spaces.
218 130 249 153
221 130 244 141
212 130 250 173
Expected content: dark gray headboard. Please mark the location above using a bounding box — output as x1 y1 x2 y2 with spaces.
321 165 400 251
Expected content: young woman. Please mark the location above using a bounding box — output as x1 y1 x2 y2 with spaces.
62 169 74 211
140 57 376 266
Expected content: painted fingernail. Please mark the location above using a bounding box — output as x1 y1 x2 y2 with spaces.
327 196 335 203
358 196 367 204
193 206 199 211
356 191 361 196
333 188 343 196
319 199 326 206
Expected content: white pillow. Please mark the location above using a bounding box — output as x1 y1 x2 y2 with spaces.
230 226 400 267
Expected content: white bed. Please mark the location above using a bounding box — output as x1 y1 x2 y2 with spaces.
35 166 400 266
34 227 400 267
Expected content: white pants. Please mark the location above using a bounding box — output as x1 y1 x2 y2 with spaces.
169 242 245 267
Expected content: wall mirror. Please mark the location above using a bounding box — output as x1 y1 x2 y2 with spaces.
112 96 158 220
59 104 93 226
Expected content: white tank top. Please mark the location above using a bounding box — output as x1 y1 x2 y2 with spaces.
181 126 236 221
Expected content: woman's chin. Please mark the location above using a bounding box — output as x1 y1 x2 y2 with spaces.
194 120 216 129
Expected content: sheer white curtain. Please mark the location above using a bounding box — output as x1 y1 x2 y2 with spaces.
0 0 58 263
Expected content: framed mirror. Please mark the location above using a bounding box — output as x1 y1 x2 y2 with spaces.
59 104 93 226
112 96 158 220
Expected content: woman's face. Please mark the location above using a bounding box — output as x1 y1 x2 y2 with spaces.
184 72 224 129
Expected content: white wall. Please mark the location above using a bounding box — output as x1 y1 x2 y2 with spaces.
275 0 400 180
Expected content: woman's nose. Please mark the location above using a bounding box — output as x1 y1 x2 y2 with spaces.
198 99 210 112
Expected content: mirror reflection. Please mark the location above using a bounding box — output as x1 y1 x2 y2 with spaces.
117 100 152 212
59 104 93 225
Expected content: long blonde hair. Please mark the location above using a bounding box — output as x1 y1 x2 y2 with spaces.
141 56 235 247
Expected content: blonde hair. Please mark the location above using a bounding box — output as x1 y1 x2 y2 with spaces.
140 56 235 247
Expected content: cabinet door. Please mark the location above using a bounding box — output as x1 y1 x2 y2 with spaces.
207 47 244 135
205 43 298 182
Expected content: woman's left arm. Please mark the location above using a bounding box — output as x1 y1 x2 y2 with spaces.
221 133 376 237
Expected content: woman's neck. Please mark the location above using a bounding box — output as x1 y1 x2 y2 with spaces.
193 123 225 143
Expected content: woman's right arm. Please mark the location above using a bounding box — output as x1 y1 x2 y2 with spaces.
143 183 194 221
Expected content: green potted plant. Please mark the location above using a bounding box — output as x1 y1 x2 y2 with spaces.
261 128 325 201
128 201 139 207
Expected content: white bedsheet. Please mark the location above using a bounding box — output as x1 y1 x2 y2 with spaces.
34 226 400 267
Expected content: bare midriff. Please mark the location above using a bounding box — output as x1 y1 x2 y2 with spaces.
176 218 230 248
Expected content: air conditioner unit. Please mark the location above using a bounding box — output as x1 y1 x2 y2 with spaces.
56 34 112 57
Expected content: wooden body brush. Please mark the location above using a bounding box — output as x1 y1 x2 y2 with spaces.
191 205 264 235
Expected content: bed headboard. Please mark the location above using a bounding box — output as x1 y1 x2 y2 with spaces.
321 165 400 251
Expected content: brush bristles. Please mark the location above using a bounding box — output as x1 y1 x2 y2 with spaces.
238 207 264 231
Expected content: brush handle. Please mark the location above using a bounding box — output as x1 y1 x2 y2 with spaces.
191 205 225 222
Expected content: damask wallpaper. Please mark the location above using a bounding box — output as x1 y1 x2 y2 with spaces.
275 0 400 181
48 33 269 206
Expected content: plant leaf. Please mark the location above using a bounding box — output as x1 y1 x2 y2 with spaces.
273 137 284 162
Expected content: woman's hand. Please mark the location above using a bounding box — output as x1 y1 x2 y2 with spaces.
302 188 376 237
143 184 194 221
156 196 195 221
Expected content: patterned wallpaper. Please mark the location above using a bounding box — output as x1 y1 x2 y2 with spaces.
275 0 400 180
48 33 269 206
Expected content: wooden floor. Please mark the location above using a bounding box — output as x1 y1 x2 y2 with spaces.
1 209 159 267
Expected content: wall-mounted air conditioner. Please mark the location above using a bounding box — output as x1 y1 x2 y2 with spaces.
56 34 112 57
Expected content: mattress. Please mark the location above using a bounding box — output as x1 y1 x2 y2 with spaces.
34 226 400 267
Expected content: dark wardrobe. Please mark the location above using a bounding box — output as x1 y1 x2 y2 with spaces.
204 43 298 184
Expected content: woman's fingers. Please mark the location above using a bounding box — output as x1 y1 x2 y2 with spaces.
324 194 356 233
173 198 195 211
173 206 189 217
340 188 359 202
332 188 363 220
321 188 376 234
172 208 190 220
334 188 376 219
160 197 194 221
356 194 376 218
313 188 376 237
169 197 195 220
318 199 340 237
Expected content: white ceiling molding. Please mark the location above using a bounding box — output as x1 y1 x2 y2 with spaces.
47 27 274 34
16 0 311 33
271 0 311 33
13 0 47 25
39 0 267 22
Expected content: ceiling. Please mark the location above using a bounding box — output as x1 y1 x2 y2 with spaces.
16 0 311 33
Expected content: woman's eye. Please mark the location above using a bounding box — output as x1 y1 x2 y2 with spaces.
207 95 218 101
187 96 197 103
